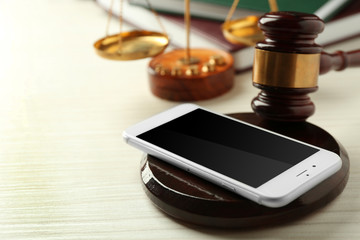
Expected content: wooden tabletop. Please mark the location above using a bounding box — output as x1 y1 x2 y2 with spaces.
0 1 359 239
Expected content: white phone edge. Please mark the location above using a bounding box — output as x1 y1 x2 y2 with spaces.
123 103 342 208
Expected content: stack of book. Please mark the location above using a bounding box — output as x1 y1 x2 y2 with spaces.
96 0 360 72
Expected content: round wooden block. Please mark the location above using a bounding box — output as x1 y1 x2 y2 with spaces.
140 113 349 228
141 113 349 228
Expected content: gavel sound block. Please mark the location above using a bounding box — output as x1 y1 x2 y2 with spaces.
139 12 354 228
252 12 360 122
141 113 349 228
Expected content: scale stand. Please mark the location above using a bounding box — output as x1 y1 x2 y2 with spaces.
148 0 234 101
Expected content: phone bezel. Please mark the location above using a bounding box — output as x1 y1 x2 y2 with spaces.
123 104 342 207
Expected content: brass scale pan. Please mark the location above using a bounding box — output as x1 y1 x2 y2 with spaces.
94 0 169 61
222 0 279 46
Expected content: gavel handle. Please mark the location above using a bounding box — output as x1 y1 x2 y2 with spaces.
320 49 360 75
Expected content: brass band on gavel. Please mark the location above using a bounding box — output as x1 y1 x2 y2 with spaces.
253 49 320 88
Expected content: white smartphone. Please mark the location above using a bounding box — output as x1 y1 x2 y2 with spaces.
123 104 341 208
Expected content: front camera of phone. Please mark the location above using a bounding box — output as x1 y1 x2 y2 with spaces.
306 174 310 176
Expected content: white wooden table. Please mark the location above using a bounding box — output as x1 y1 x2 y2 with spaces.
0 1 359 239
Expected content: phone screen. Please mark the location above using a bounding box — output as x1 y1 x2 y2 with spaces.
137 109 319 188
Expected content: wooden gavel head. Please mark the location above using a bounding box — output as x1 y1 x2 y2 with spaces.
253 12 324 89
251 11 324 122
251 11 360 122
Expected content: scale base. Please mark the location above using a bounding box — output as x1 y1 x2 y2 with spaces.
148 49 234 101
140 112 349 228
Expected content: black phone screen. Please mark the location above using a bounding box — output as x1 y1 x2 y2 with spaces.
137 109 319 188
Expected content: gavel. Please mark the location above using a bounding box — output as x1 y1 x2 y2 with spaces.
251 12 360 122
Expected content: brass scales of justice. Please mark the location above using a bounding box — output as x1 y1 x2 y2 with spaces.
94 0 360 228
94 0 243 101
